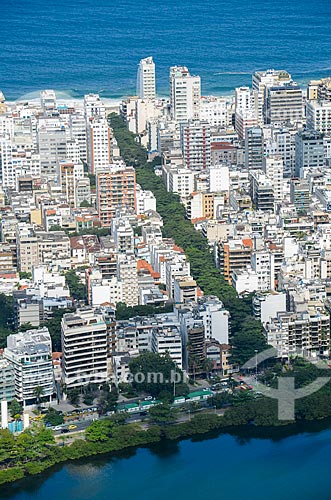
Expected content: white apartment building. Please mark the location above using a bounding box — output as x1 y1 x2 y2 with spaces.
0 137 41 189
152 325 183 369
90 276 123 306
253 292 287 325
117 254 139 306
164 165 195 200
86 116 111 174
200 96 233 128
136 185 156 214
84 94 106 121
61 308 108 388
112 218 135 254
252 69 292 124
4 328 54 405
209 165 230 193
40 89 57 116
306 100 331 134
69 113 87 161
232 268 259 295
251 250 275 291
199 298 229 344
136 57 156 99
124 97 159 136
165 254 190 299
234 87 259 140
37 119 67 180
263 155 284 202
170 66 201 123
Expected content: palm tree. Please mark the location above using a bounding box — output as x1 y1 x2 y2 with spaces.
34 386 45 410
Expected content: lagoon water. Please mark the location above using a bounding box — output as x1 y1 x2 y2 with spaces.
1 0 331 100
4 423 331 500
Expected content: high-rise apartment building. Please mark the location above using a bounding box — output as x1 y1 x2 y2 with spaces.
252 69 292 123
117 254 139 306
245 127 264 169
84 94 106 121
96 165 136 226
294 130 325 177
250 171 275 212
86 116 112 174
290 178 310 214
40 89 57 116
4 328 54 405
265 85 303 124
136 57 156 99
57 160 84 207
37 121 67 180
306 100 331 134
61 308 108 388
263 155 284 202
181 120 211 170
307 78 331 101
170 66 201 123
234 87 259 139
69 113 87 161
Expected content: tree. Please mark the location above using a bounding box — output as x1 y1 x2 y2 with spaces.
115 302 172 320
88 173 96 188
44 408 64 426
129 352 188 398
212 392 233 408
18 272 31 280
230 318 269 365
66 388 80 406
40 307 75 352
85 420 113 442
0 429 15 462
65 270 87 302
97 387 118 415
19 322 38 332
9 399 22 418
80 200 92 208
0 327 12 349
148 404 177 424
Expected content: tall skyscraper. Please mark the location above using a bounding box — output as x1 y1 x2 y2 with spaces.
136 57 156 99
170 66 201 123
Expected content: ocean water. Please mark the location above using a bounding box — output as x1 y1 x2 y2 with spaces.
1 0 331 100
4 423 331 500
